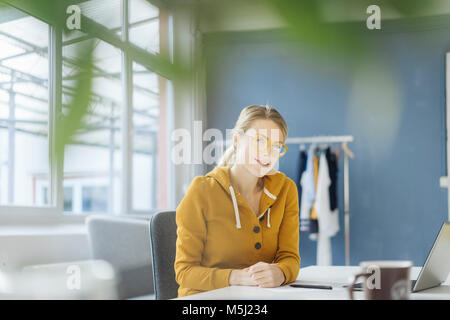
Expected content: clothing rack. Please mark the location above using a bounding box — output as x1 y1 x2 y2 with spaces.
285 135 354 266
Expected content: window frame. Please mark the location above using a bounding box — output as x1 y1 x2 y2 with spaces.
0 0 175 221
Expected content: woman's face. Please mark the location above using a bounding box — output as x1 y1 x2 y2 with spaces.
234 119 285 178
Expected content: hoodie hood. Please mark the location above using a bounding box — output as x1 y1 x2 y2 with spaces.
205 166 286 229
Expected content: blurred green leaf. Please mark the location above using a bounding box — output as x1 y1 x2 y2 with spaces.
389 0 431 16
263 0 367 56
55 39 94 162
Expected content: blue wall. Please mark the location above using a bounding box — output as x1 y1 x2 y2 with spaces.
203 24 448 267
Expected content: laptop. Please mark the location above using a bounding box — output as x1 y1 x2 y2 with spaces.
351 221 450 292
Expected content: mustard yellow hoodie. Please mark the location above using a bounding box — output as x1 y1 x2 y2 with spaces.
174 166 300 297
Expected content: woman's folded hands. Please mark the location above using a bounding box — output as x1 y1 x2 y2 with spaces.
229 261 285 288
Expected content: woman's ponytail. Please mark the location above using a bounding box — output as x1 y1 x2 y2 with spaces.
218 144 236 168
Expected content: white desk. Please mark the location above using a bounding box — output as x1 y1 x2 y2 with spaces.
176 266 450 300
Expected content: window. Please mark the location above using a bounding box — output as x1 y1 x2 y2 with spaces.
62 37 122 214
79 0 122 31
40 186 73 211
0 0 174 216
132 62 169 211
82 185 108 212
63 187 74 211
129 0 160 53
0 8 50 206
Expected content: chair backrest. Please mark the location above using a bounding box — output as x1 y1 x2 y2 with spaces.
86 214 154 299
149 210 179 300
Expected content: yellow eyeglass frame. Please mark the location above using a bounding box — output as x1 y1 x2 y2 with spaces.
245 133 288 158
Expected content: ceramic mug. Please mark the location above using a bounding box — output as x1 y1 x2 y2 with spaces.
348 260 413 300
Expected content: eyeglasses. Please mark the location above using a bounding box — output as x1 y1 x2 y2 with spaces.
245 133 288 158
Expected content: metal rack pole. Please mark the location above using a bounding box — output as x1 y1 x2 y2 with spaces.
344 152 350 266
285 135 354 144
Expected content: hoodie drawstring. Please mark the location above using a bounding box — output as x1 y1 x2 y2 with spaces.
228 185 241 229
229 185 273 229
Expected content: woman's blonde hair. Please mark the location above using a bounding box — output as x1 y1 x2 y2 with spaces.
218 105 288 168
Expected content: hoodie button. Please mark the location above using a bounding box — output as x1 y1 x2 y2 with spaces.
253 226 260 233
255 242 261 250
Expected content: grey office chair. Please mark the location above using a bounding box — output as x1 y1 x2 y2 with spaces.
149 210 179 300
86 214 155 299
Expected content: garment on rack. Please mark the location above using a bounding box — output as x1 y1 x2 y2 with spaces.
309 219 318 240
317 230 332 266
297 150 308 231
309 150 320 241
325 147 338 211
310 153 319 220
299 145 316 231
316 152 339 238
315 151 340 265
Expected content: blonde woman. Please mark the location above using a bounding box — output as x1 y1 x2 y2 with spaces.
174 105 300 297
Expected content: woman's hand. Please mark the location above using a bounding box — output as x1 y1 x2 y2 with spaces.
229 269 258 286
245 262 286 288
